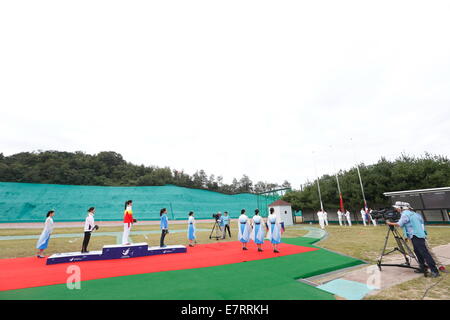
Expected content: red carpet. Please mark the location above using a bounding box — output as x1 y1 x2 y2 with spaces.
0 241 317 291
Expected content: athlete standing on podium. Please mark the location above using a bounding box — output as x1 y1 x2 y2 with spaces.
122 200 136 245
81 207 97 253
160 208 169 247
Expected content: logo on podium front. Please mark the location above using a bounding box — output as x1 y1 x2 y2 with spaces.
122 248 131 257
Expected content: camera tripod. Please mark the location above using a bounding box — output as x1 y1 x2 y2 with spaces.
377 225 420 271
209 220 223 240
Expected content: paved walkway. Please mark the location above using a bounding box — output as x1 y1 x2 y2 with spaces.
299 227 450 300
289 226 327 239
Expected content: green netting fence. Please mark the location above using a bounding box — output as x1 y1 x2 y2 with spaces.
0 182 276 223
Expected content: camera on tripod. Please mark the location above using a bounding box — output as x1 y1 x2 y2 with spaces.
209 212 222 240
375 207 420 272
370 208 401 222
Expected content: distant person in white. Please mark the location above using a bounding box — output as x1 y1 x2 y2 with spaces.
317 209 325 229
368 208 377 226
345 210 352 226
360 208 368 226
337 209 344 226
323 210 328 226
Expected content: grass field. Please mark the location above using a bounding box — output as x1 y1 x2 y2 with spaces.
315 224 450 264
315 223 450 300
0 236 362 300
1 222 449 299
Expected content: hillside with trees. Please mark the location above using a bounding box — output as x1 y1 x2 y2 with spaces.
0 150 290 194
282 154 450 212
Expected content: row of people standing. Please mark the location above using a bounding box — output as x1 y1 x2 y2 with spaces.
316 208 379 228
122 201 172 248
35 203 283 256
238 208 283 253
337 209 352 226
360 208 377 226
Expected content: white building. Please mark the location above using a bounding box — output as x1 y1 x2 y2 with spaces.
268 199 294 227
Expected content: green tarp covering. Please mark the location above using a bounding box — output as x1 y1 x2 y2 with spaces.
0 182 261 222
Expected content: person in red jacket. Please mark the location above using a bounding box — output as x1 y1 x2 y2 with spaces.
122 200 136 245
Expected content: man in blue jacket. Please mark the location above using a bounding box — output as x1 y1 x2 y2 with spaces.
220 211 231 239
386 201 440 278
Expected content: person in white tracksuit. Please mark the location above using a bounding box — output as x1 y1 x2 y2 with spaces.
360 208 368 226
337 209 344 226
368 208 377 226
345 210 352 226
81 207 97 253
323 210 329 226
317 209 325 229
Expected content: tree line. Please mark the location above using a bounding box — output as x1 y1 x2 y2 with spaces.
0 150 291 194
282 153 450 213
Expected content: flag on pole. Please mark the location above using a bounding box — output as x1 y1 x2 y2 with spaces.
339 193 344 213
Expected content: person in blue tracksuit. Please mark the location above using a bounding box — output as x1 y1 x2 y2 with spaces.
160 208 169 247
187 211 196 247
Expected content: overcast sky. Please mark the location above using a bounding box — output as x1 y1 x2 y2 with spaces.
1 1 449 188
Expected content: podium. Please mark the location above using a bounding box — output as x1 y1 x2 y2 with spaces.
46 243 186 265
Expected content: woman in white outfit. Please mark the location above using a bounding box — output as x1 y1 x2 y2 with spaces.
36 210 55 258
238 209 251 250
266 207 282 253
250 209 266 252
187 211 196 247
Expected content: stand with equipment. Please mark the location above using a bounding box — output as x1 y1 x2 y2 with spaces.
209 218 222 240
377 224 421 272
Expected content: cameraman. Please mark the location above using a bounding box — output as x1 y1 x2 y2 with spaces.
386 201 440 278
220 211 231 239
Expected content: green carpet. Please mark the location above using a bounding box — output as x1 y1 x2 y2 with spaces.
0 237 364 300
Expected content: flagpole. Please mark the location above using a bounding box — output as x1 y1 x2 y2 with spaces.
312 151 324 211
350 138 368 212
329 145 345 212
356 164 368 211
